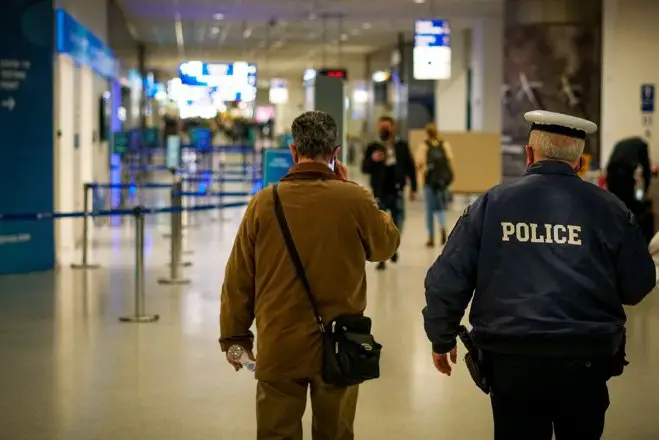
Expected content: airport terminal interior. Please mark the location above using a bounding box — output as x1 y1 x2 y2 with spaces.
2 0 659 438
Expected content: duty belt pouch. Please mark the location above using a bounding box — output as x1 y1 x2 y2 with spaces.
458 326 490 394
611 331 629 377
272 185 382 387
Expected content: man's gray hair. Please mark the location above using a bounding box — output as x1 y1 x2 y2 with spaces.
531 130 585 163
291 111 337 159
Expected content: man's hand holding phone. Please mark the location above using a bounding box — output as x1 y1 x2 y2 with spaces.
334 160 349 180
371 151 385 162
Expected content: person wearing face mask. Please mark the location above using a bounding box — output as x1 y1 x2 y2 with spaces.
422 110 655 440
362 116 417 270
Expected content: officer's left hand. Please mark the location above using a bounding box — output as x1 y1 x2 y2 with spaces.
433 347 458 376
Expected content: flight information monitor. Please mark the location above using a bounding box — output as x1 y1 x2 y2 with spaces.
413 19 451 80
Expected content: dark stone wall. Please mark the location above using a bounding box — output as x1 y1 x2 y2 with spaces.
503 0 603 164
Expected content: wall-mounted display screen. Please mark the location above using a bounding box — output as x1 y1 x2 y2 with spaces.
178 61 257 102
413 19 451 80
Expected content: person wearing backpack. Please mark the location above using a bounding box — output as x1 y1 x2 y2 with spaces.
415 123 454 247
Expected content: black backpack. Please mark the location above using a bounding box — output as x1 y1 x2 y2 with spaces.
425 140 453 190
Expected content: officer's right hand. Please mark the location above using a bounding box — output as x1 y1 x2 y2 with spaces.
371 151 385 162
433 347 458 376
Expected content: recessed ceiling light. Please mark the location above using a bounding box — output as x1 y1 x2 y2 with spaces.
362 22 372 29
213 13 224 20
340 34 348 41
414 0 425 3
211 26 220 34
243 28 253 38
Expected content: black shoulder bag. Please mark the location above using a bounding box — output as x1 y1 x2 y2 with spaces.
272 184 382 387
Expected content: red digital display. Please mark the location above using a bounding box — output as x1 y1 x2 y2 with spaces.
318 68 348 80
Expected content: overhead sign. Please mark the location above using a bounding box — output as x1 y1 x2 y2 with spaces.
262 149 294 187
56 9 117 79
178 61 257 102
413 19 451 80
318 68 348 81
0 0 55 274
269 78 289 104
641 84 655 113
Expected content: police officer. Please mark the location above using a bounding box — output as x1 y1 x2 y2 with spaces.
422 110 656 440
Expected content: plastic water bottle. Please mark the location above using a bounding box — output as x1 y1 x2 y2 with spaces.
227 345 256 372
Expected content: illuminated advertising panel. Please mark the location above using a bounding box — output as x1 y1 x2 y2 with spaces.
177 61 257 102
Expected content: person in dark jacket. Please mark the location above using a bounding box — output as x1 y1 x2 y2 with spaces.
422 110 656 440
606 136 651 210
606 136 653 241
362 116 417 270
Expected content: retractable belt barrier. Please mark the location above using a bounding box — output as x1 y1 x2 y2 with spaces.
0 200 248 325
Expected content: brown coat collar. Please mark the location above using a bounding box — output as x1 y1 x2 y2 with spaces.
280 162 341 182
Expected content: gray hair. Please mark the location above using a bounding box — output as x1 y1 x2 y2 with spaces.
530 130 585 163
291 111 337 159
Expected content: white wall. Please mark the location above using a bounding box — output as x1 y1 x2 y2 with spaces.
470 16 503 132
55 57 76 263
435 28 469 131
274 82 306 135
601 0 659 164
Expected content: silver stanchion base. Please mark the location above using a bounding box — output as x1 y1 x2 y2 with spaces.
71 263 100 270
158 278 191 285
119 314 160 323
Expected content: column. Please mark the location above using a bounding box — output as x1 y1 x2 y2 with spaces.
471 17 503 133
601 0 659 163
0 0 55 274
436 27 469 132
502 0 603 161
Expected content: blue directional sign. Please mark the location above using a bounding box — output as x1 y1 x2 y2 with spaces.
262 149 294 187
641 84 655 113
413 19 451 80
0 0 55 274
56 9 117 79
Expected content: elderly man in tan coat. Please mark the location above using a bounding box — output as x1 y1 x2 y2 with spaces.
220 110 400 440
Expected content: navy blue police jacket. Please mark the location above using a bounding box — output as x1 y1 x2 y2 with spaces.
423 160 656 357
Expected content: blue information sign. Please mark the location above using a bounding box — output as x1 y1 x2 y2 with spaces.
190 127 212 151
0 0 55 274
414 19 451 48
641 84 655 113
56 9 117 79
262 149 294 187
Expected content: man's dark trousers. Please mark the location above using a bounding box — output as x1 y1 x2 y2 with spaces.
377 192 404 231
484 352 611 440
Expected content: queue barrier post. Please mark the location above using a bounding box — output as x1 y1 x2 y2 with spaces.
159 181 191 285
71 183 100 270
119 206 159 323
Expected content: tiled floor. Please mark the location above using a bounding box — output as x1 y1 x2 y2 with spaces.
1 182 659 439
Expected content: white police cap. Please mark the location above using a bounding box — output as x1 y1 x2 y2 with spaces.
524 110 598 139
